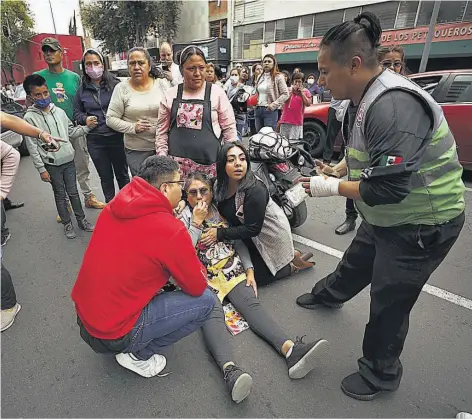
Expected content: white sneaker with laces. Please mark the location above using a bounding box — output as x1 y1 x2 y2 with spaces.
1 303 21 332
115 352 166 378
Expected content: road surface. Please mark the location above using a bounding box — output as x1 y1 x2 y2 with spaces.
2 158 471 418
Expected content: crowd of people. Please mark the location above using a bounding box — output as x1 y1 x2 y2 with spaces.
0 10 469 414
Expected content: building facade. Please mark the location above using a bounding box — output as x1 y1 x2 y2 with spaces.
231 0 472 73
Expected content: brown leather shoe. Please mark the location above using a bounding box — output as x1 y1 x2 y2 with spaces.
85 194 106 209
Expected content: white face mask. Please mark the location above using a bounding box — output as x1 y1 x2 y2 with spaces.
230 75 239 84
307 78 315 85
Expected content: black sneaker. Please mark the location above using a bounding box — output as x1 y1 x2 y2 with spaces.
223 364 253 403
287 336 329 379
1 233 11 247
4 201 24 211
296 293 344 310
64 222 76 239
341 372 382 401
77 219 95 232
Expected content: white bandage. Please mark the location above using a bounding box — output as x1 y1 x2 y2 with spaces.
309 176 342 197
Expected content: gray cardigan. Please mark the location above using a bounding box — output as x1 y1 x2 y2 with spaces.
179 205 253 271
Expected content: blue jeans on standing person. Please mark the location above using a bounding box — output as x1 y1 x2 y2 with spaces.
255 107 279 132
124 289 216 360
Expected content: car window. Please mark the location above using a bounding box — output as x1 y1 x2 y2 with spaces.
444 75 472 103
409 75 443 99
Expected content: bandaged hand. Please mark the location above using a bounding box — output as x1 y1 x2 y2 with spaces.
299 176 343 197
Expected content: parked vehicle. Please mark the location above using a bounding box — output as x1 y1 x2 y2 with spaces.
249 128 316 228
303 69 472 170
1 94 29 156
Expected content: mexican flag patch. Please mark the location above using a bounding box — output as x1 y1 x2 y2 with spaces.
380 155 403 166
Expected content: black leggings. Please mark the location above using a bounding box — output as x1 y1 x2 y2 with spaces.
87 133 130 202
323 107 342 162
201 281 290 369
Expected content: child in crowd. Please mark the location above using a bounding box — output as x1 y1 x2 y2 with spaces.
279 72 311 141
23 74 95 239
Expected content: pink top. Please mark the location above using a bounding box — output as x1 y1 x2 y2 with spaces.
156 83 238 155
0 140 20 199
280 88 311 126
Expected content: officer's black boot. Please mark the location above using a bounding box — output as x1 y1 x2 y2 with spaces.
335 214 357 235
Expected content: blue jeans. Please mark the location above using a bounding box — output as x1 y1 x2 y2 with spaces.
125 289 216 360
255 107 279 132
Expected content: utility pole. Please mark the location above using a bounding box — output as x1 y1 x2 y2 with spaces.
49 0 58 35
419 0 441 73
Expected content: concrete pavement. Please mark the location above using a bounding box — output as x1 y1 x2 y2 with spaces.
1 158 471 418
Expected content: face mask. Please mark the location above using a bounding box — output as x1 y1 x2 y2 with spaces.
85 65 104 80
230 75 239 84
307 78 315 85
34 96 51 109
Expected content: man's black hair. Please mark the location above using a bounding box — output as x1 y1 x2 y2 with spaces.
320 12 382 68
23 74 47 96
137 156 180 188
214 65 223 80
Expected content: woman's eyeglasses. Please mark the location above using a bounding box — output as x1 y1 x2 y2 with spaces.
381 60 403 69
187 187 210 197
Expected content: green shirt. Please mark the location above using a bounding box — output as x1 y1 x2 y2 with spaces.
35 68 80 121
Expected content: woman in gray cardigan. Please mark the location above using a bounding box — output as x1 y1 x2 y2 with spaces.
180 171 328 404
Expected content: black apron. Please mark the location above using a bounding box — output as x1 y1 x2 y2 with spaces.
168 82 221 166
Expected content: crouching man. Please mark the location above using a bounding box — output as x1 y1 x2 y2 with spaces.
71 156 215 377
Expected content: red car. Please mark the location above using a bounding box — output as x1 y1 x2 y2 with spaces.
303 69 472 170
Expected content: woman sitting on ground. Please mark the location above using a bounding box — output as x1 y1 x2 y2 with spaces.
200 143 314 286
180 171 329 404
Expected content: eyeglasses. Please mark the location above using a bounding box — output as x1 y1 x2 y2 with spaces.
187 187 210 197
381 60 403 69
165 180 185 188
129 60 147 67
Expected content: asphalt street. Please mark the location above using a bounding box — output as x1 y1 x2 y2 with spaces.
1 157 471 418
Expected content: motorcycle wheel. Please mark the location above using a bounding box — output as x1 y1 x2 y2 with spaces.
283 201 308 229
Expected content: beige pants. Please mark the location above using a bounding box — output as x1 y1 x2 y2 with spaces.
69 135 92 198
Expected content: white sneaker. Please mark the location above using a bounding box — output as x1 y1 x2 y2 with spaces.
115 352 166 378
457 413 472 419
1 303 21 332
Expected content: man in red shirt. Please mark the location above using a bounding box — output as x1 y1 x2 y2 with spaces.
71 156 215 378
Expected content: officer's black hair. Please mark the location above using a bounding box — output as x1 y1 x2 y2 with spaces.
23 74 47 95
320 12 382 68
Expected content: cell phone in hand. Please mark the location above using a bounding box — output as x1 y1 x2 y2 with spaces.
40 138 61 152
161 65 169 72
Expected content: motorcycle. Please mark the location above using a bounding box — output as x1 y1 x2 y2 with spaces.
248 127 316 228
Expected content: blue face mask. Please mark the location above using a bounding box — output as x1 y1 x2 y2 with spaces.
34 96 51 109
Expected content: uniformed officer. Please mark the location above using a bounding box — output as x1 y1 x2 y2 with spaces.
297 12 466 401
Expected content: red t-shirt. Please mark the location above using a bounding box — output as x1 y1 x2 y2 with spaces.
280 88 311 126
71 177 207 340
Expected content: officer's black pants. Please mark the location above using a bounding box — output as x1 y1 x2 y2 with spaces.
311 212 465 391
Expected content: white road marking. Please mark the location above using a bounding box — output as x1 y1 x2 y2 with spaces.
465 186 472 193
292 233 472 311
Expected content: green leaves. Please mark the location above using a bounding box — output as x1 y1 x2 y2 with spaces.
80 0 182 54
0 0 35 72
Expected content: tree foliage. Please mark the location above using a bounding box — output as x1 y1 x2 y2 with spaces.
80 0 181 54
0 0 35 74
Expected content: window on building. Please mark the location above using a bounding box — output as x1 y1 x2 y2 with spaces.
464 1 472 21
264 21 275 43
313 10 344 37
299 15 314 39
242 23 264 59
233 26 244 60
417 1 467 26
444 75 472 103
210 21 221 38
395 1 419 28
344 7 362 22
361 1 399 30
275 17 300 41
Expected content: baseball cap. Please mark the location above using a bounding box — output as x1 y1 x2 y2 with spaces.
41 37 62 52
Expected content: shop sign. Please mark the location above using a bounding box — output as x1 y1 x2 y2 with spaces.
275 22 472 54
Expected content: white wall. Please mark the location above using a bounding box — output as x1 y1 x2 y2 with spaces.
263 0 391 22
175 0 210 43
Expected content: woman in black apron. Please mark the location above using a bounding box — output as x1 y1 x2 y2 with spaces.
156 46 238 178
